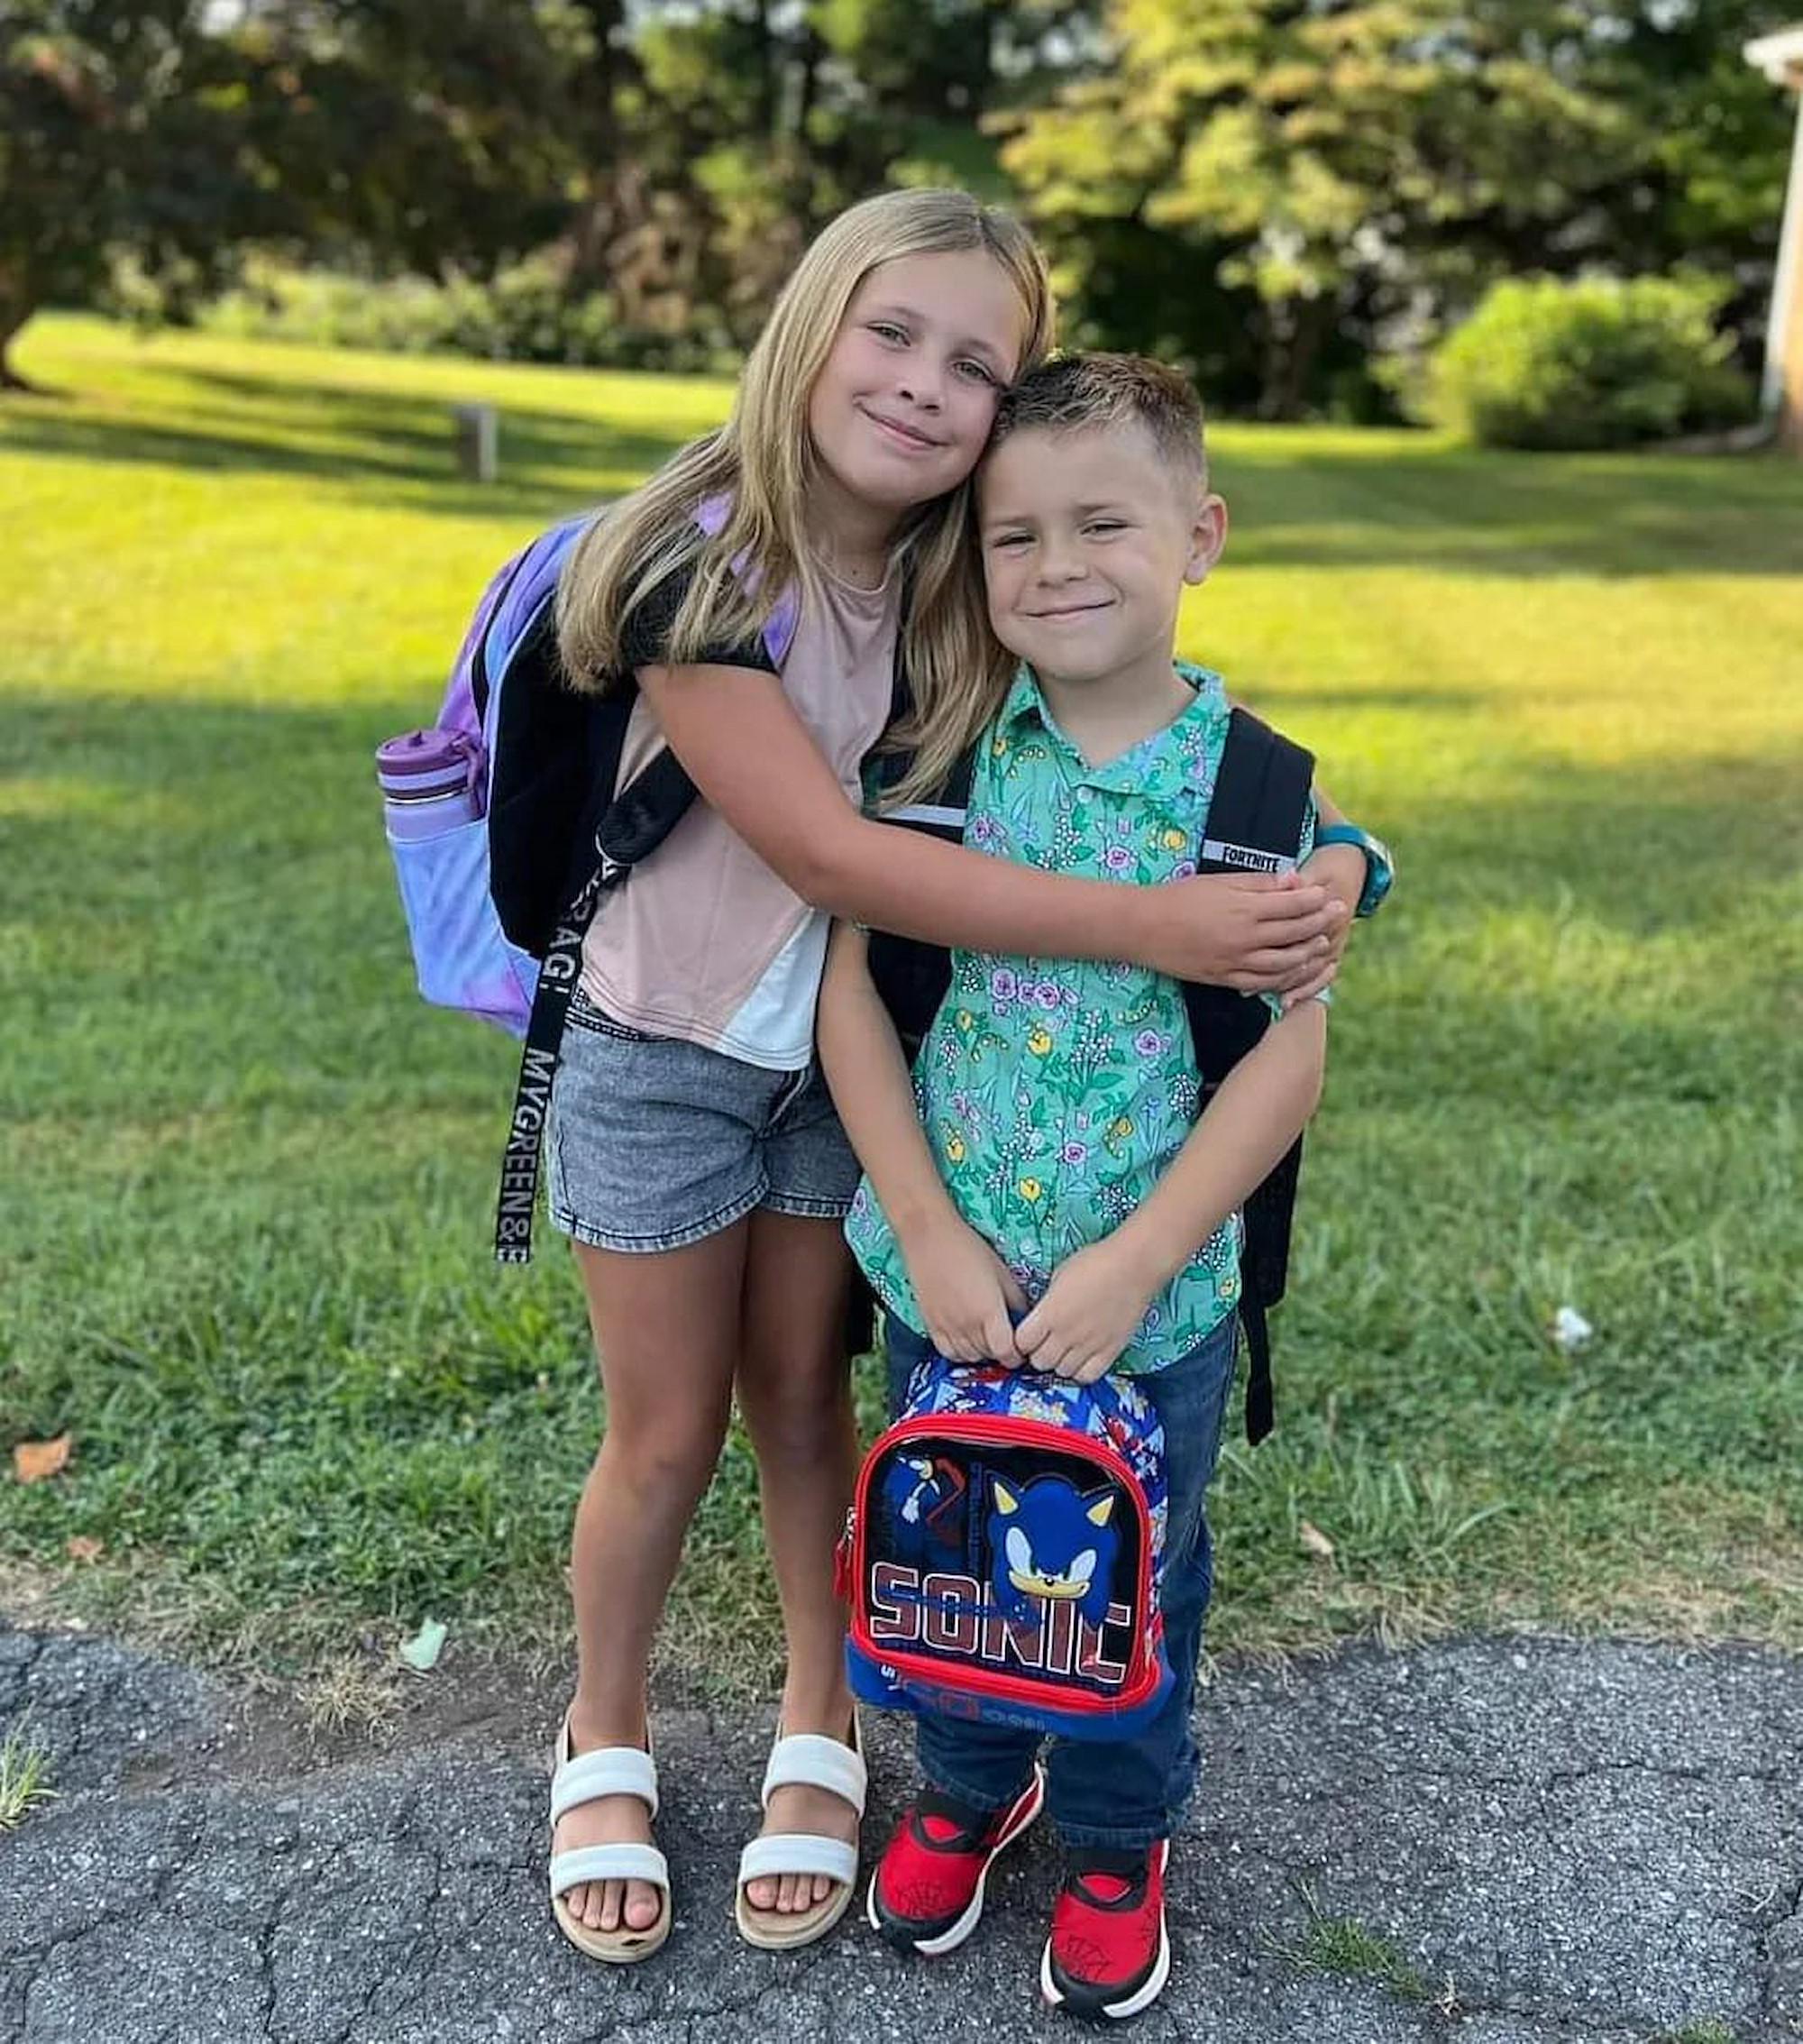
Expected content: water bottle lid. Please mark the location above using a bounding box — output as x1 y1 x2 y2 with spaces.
375 727 480 779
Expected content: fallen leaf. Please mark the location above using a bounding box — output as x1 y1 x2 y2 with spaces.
398 1618 448 1674
65 1535 105 1563
1298 1519 1336 1562
13 1434 71 1483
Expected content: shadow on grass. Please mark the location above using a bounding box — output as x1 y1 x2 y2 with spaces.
7 686 1800 1005
0 365 696 515
1217 440 1803 578
8 351 1803 570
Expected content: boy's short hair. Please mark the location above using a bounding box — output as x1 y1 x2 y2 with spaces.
990 352 1208 491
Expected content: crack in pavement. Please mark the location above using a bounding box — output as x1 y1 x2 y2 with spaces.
6 1625 1802 2044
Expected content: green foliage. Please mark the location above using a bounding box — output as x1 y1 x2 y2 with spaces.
1429 275 1756 452
1001 0 1794 418
1277 1888 1429 2002
0 1716 55 1831
204 256 737 374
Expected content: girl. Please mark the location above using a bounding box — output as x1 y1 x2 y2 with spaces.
543 188 1362 1964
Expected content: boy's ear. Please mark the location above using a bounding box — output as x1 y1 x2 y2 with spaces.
1185 493 1229 586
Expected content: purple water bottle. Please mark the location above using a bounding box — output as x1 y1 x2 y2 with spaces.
376 728 483 841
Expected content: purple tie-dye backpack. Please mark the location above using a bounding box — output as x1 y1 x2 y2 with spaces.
380 516 585 1038
378 505 798 1261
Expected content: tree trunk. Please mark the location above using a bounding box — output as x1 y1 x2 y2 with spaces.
1257 293 1333 421
0 294 42 394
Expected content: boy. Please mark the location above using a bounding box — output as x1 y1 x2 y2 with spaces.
816 353 1329 2020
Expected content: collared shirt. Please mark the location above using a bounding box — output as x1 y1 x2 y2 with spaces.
847 660 1315 1375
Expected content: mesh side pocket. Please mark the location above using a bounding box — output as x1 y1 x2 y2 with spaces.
388 816 538 1036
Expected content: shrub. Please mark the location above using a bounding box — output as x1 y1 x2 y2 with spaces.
1428 275 1755 451
202 255 738 375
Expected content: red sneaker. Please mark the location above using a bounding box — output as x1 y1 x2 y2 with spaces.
865 1766 1046 1956
1039 1838 1171 2021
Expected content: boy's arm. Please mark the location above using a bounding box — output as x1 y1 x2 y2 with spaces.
1304 788 1364 914
816 922 1026 1363
1014 1001 1328 1382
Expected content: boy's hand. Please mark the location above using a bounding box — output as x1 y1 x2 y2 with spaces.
1014 1241 1156 1385
902 1215 1029 1365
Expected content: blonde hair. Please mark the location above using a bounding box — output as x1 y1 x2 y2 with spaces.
991 352 1208 491
554 187 1054 807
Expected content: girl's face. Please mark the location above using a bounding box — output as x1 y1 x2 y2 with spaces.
807 249 1028 523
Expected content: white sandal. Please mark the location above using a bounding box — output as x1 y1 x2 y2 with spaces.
548 1714 673 1963
735 1712 867 1950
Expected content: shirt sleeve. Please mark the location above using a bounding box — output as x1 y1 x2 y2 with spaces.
618 556 780 675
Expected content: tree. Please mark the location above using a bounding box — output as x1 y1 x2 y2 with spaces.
0 0 580 388
1000 0 1666 417
0 4 268 387
999 0 1795 417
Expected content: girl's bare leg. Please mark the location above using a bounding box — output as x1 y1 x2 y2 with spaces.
556 1223 748 1934
734 1208 860 1915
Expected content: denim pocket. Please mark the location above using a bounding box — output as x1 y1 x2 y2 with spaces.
387 816 537 1037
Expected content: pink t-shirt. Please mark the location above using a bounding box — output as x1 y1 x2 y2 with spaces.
579 565 899 1068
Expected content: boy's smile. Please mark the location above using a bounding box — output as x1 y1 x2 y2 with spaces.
978 422 1225 717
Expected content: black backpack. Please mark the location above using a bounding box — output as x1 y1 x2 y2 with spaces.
862 707 1314 1444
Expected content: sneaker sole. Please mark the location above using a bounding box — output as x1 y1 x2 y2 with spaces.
1039 1839 1171 2021
866 1765 1047 1958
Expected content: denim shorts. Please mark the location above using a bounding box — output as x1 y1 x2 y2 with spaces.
546 987 860 1252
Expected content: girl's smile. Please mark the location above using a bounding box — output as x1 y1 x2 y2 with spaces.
808 248 1027 528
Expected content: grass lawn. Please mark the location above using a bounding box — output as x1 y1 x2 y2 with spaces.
3 315 1800 1707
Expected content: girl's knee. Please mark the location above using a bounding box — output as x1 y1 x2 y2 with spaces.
737 1369 849 1464
596 1407 729 1502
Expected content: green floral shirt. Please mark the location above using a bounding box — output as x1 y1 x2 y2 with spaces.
847 661 1315 1375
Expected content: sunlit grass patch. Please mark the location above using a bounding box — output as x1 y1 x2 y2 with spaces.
4 316 1800 1688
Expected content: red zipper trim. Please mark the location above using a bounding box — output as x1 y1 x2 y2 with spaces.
845 1413 1158 1697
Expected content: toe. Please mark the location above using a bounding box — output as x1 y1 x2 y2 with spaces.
744 1873 778 1912
626 1880 663 1932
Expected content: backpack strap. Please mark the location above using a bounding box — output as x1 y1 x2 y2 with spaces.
1181 707 1314 1444
493 738 701 1263
492 537 794 1264
862 741 974 1059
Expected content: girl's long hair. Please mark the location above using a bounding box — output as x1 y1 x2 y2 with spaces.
554 187 1053 808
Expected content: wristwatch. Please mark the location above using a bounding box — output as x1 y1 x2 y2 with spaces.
1312 821 1394 919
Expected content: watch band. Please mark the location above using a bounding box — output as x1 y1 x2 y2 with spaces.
1311 822 1393 919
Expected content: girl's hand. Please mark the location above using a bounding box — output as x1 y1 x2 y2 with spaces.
1159 870 1347 994
1015 1242 1156 1385
1277 843 1361 1007
902 1216 1029 1365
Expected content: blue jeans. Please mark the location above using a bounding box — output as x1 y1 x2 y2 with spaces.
882 1311 1240 1850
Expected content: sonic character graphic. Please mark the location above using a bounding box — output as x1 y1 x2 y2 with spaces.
987 1473 1120 1627
881 1453 968 1566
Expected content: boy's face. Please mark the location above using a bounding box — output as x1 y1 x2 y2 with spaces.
976 421 1225 688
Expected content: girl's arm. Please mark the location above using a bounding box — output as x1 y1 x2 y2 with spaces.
817 922 1025 1363
1015 1000 1328 1381
639 663 1345 994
